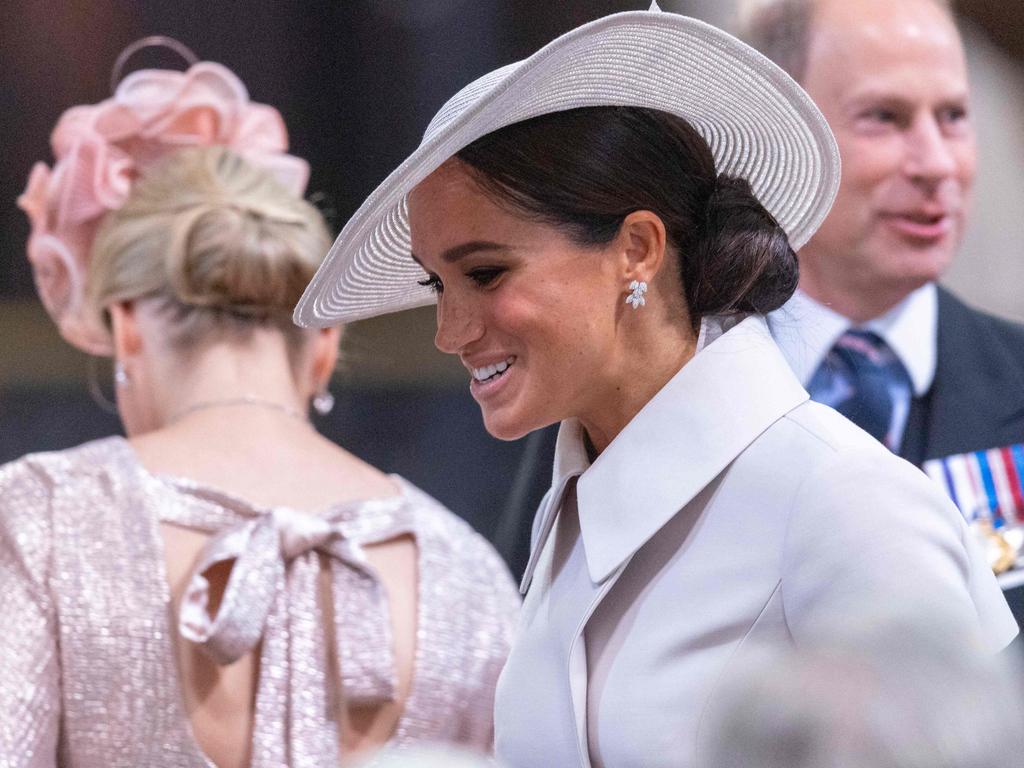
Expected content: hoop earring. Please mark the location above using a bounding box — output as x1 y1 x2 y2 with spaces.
114 361 130 387
312 387 335 416
625 280 648 310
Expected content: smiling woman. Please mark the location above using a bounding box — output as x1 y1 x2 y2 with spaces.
296 7 1017 768
407 107 796 447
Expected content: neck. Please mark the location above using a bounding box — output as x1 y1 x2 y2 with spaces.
579 317 697 455
799 271 915 324
169 394 308 425
135 335 311 434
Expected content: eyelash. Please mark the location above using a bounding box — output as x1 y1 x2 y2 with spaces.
417 267 505 295
468 267 504 286
417 275 443 294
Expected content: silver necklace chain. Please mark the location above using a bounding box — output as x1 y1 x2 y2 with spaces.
170 395 308 424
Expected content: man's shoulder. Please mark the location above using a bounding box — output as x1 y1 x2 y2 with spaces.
926 287 1024 458
937 286 1024 356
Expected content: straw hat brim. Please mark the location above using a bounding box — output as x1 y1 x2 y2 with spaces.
294 10 840 327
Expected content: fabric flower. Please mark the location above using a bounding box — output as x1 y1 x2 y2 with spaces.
17 60 310 355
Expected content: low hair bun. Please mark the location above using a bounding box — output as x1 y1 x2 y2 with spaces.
165 196 316 320
90 147 331 343
684 173 798 317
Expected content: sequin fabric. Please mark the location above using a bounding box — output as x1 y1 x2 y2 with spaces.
0 436 520 767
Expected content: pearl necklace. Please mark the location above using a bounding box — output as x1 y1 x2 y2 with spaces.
170 395 308 424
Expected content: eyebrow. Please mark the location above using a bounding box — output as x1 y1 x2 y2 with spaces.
846 90 969 110
410 240 510 266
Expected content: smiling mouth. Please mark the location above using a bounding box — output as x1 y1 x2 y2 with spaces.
471 356 516 383
881 211 953 239
899 212 945 225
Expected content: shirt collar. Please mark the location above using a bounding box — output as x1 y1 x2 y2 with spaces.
768 283 937 396
546 314 808 584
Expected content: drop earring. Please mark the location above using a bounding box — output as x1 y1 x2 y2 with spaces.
312 387 335 416
114 361 130 387
625 280 648 310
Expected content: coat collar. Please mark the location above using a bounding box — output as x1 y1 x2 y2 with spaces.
526 315 808 588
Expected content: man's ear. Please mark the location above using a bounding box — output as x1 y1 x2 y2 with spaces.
616 210 668 284
107 301 143 362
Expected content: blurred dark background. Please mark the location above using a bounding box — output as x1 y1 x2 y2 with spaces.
2 0 1023 577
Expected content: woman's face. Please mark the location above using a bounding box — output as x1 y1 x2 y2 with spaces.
407 160 627 440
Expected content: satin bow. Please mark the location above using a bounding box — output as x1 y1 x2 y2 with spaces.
178 500 415 764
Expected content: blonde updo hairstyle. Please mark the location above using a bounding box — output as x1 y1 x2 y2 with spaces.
89 146 331 360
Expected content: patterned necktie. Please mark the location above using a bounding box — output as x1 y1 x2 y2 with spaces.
807 329 913 452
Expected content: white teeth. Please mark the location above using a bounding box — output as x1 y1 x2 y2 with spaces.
471 356 515 382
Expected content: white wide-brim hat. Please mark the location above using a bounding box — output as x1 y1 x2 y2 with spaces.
294 4 840 327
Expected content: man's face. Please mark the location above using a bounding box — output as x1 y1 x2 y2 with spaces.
799 0 976 320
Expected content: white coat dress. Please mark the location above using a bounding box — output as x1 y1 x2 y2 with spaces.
494 315 1016 768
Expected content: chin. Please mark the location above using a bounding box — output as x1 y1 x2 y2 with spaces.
480 407 546 442
891 251 954 290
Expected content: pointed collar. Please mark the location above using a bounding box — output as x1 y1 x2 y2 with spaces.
540 315 808 585
769 284 937 397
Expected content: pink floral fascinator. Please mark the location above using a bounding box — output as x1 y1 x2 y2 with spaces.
17 46 310 355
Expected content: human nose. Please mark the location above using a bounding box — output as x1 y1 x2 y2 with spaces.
903 115 959 184
434 294 483 354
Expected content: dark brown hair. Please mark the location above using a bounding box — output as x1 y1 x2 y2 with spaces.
456 106 798 327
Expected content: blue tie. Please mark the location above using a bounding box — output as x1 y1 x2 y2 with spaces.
807 329 913 452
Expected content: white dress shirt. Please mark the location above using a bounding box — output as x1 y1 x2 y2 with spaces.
494 314 1015 768
768 283 938 395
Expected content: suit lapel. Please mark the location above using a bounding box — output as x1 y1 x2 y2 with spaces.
899 391 932 466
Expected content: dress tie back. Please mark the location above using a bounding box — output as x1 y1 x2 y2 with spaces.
177 495 417 763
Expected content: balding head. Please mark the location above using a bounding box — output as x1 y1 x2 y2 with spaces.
739 0 954 85
740 0 974 321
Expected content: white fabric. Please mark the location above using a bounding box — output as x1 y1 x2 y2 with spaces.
768 283 938 397
494 314 1015 768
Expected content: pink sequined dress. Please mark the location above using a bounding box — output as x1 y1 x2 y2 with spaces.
0 436 520 767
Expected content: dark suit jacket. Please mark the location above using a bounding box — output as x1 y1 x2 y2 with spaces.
899 287 1024 466
902 288 1024 631
499 287 1024 581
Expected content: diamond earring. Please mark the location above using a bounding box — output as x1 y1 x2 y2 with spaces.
312 388 335 416
114 361 130 387
625 280 648 310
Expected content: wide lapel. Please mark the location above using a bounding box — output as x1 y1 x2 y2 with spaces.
513 421 606 768
566 316 807 767
519 420 593 595
576 315 809 584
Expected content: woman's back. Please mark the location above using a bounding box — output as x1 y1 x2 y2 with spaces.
6 56 519 766
1 431 518 767
140 410 411 766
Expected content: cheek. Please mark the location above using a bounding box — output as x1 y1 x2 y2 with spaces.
839 138 904 195
955 146 977 190
534 296 615 381
493 288 608 373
